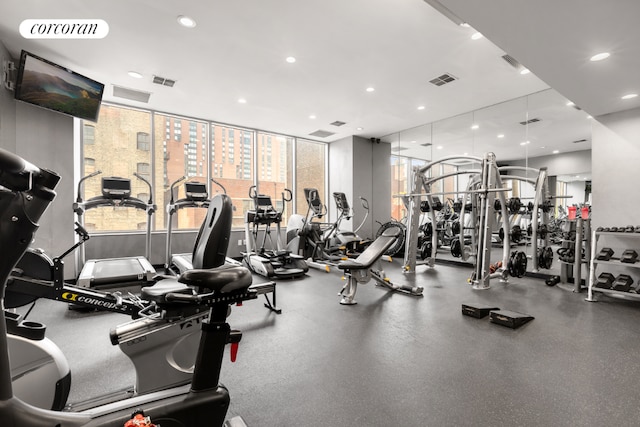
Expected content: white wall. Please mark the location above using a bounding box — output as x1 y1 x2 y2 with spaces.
328 136 391 240
592 107 640 228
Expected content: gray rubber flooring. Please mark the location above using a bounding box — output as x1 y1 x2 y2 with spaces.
14 259 640 426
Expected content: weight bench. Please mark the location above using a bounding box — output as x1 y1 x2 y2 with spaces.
338 228 423 305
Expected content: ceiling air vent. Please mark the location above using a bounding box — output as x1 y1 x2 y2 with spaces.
152 75 176 87
501 54 521 69
572 138 588 144
519 118 541 125
309 130 335 138
330 120 346 127
429 73 457 86
420 142 433 147
391 146 409 151
112 85 151 103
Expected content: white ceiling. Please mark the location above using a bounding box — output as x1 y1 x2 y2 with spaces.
0 0 634 165
437 0 640 118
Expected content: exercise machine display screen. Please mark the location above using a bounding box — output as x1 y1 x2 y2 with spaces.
256 195 273 208
185 182 208 202
102 177 131 199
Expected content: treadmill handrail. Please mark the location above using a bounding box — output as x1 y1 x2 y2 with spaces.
133 172 154 204
81 196 153 212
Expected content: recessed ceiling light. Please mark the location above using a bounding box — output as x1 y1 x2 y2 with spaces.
238 98 247 104
566 101 575 107
471 124 479 130
575 175 580 178
436 145 443 149
621 93 638 100
357 127 363 131
410 140 416 143
497 134 505 139
587 115 592 119
460 23 470 28
128 71 143 79
366 87 375 92
309 114 316 119
286 56 296 63
520 68 531 75
417 105 425 110
519 141 530 146
590 52 610 62
553 150 560 154
177 15 197 28
471 32 483 40
463 152 468 155
540 146 546 149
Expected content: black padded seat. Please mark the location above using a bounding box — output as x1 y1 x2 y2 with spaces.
141 280 193 304
338 228 400 271
179 265 252 293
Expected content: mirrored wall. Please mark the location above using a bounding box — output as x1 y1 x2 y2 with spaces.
384 88 592 221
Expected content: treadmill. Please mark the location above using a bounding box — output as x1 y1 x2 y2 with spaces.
74 171 157 288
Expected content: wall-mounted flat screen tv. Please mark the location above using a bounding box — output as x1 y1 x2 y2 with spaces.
14 50 104 122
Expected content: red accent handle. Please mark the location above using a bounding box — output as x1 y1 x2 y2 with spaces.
237 302 243 307
230 342 239 362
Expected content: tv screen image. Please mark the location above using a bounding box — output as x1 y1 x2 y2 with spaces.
14 50 104 122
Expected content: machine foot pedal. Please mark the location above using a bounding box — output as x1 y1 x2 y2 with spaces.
489 309 534 329
462 303 500 319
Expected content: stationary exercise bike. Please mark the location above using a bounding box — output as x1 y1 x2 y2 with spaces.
0 147 253 426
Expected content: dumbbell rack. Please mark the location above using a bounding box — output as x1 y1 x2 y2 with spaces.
559 217 591 292
586 229 640 302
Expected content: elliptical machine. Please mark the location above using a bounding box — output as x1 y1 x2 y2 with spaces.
287 188 370 272
0 147 253 426
324 192 370 256
242 185 308 279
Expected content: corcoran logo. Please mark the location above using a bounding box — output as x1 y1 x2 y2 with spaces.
20 19 109 39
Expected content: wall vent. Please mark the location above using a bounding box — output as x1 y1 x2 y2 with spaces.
519 118 541 125
152 75 176 87
330 120 346 127
309 130 335 138
112 85 151 103
429 73 457 86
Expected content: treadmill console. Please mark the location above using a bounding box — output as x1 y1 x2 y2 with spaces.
185 181 208 202
102 177 131 199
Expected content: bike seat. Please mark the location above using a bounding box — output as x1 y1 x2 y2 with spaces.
179 264 252 293
141 280 194 304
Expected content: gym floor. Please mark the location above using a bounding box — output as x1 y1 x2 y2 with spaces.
16 258 640 426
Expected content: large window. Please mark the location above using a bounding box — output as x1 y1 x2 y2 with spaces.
154 114 209 230
211 124 254 227
81 105 152 232
390 156 409 221
81 104 327 232
295 139 326 217
257 132 293 225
